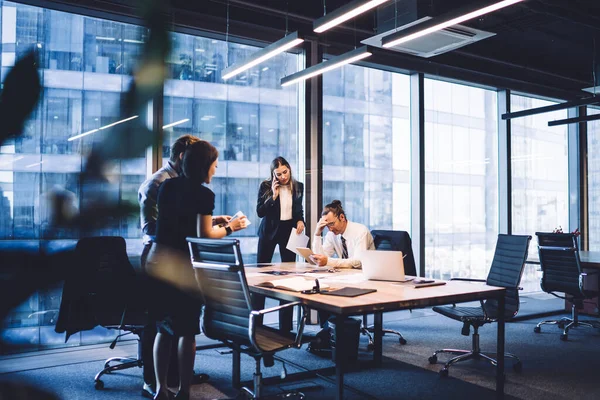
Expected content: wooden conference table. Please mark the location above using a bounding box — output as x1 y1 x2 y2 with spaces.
244 263 507 400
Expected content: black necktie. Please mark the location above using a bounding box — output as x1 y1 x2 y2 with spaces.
341 236 348 259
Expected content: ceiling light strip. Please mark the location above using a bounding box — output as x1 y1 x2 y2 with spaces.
163 118 190 129
313 0 390 33
382 0 524 48
68 116 139 141
548 113 600 127
281 46 373 87
502 97 600 120
222 32 304 81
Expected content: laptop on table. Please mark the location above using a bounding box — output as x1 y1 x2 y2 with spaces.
359 250 408 282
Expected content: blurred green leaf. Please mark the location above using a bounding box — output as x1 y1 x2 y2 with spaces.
0 51 41 146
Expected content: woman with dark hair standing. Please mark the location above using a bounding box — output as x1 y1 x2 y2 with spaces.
256 156 305 263
150 140 248 400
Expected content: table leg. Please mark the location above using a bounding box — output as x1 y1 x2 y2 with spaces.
496 294 505 399
373 311 383 367
333 316 346 400
232 347 241 389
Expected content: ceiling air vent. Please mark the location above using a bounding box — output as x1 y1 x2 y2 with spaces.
362 17 495 58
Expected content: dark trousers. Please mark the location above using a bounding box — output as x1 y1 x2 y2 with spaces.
256 220 296 331
257 220 297 264
141 243 180 386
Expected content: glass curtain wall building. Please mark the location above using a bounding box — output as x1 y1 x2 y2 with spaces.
0 1 148 351
322 65 411 231
424 79 499 280
587 107 600 250
510 95 569 289
0 1 301 352
163 32 301 262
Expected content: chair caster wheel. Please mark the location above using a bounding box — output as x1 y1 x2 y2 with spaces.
399 337 407 345
366 343 374 351
560 334 568 341
533 326 541 333
439 368 449 377
428 355 437 364
95 380 104 390
513 362 522 373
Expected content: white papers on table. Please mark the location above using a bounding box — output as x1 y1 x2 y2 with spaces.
286 227 309 255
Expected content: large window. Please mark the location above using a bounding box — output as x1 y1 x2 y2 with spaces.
163 33 302 263
322 65 410 231
511 95 568 288
424 79 498 280
0 1 147 352
587 107 600 250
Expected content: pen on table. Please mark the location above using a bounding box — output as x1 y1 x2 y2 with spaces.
315 279 320 293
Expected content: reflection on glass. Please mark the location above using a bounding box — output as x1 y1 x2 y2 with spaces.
425 79 498 281
587 107 600 250
322 64 410 232
511 94 568 290
0 1 147 353
163 31 301 264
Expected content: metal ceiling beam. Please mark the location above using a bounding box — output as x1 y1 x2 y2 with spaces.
501 97 600 120
548 112 600 126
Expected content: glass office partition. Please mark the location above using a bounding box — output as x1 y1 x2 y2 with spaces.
163 33 302 263
511 94 568 290
424 79 499 280
0 1 147 352
321 65 411 232
587 107 600 250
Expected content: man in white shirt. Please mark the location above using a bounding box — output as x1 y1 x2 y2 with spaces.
311 200 374 268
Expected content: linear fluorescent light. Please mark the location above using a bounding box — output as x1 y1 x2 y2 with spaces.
281 46 372 87
382 0 524 48
0 155 24 167
162 118 190 129
313 0 390 33
222 32 304 81
25 161 43 168
68 116 139 141
502 97 600 120
548 113 600 127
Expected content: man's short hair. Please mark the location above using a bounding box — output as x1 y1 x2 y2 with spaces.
170 134 200 163
182 140 219 182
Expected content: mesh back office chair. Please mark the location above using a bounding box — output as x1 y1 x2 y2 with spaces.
360 230 418 349
428 234 531 377
534 232 600 340
55 236 147 390
188 238 307 399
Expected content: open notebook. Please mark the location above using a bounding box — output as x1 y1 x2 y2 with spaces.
257 276 329 292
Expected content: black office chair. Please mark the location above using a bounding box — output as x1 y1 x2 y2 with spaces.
188 237 307 400
360 230 418 349
55 236 147 390
533 232 600 340
428 234 531 377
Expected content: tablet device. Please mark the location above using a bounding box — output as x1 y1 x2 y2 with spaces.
296 247 317 265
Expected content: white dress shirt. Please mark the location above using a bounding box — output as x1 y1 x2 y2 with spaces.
312 220 375 269
279 185 293 221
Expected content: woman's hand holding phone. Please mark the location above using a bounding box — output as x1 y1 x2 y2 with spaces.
271 173 280 200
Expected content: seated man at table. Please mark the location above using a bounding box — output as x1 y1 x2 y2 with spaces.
307 200 375 356
311 200 375 269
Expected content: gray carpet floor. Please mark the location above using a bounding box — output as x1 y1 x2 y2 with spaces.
2 298 599 399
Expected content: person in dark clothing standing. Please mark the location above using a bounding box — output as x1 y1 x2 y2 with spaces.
149 140 247 400
256 156 305 263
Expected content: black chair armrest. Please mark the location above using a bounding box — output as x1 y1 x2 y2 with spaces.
251 301 302 316
450 278 486 283
250 302 307 348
